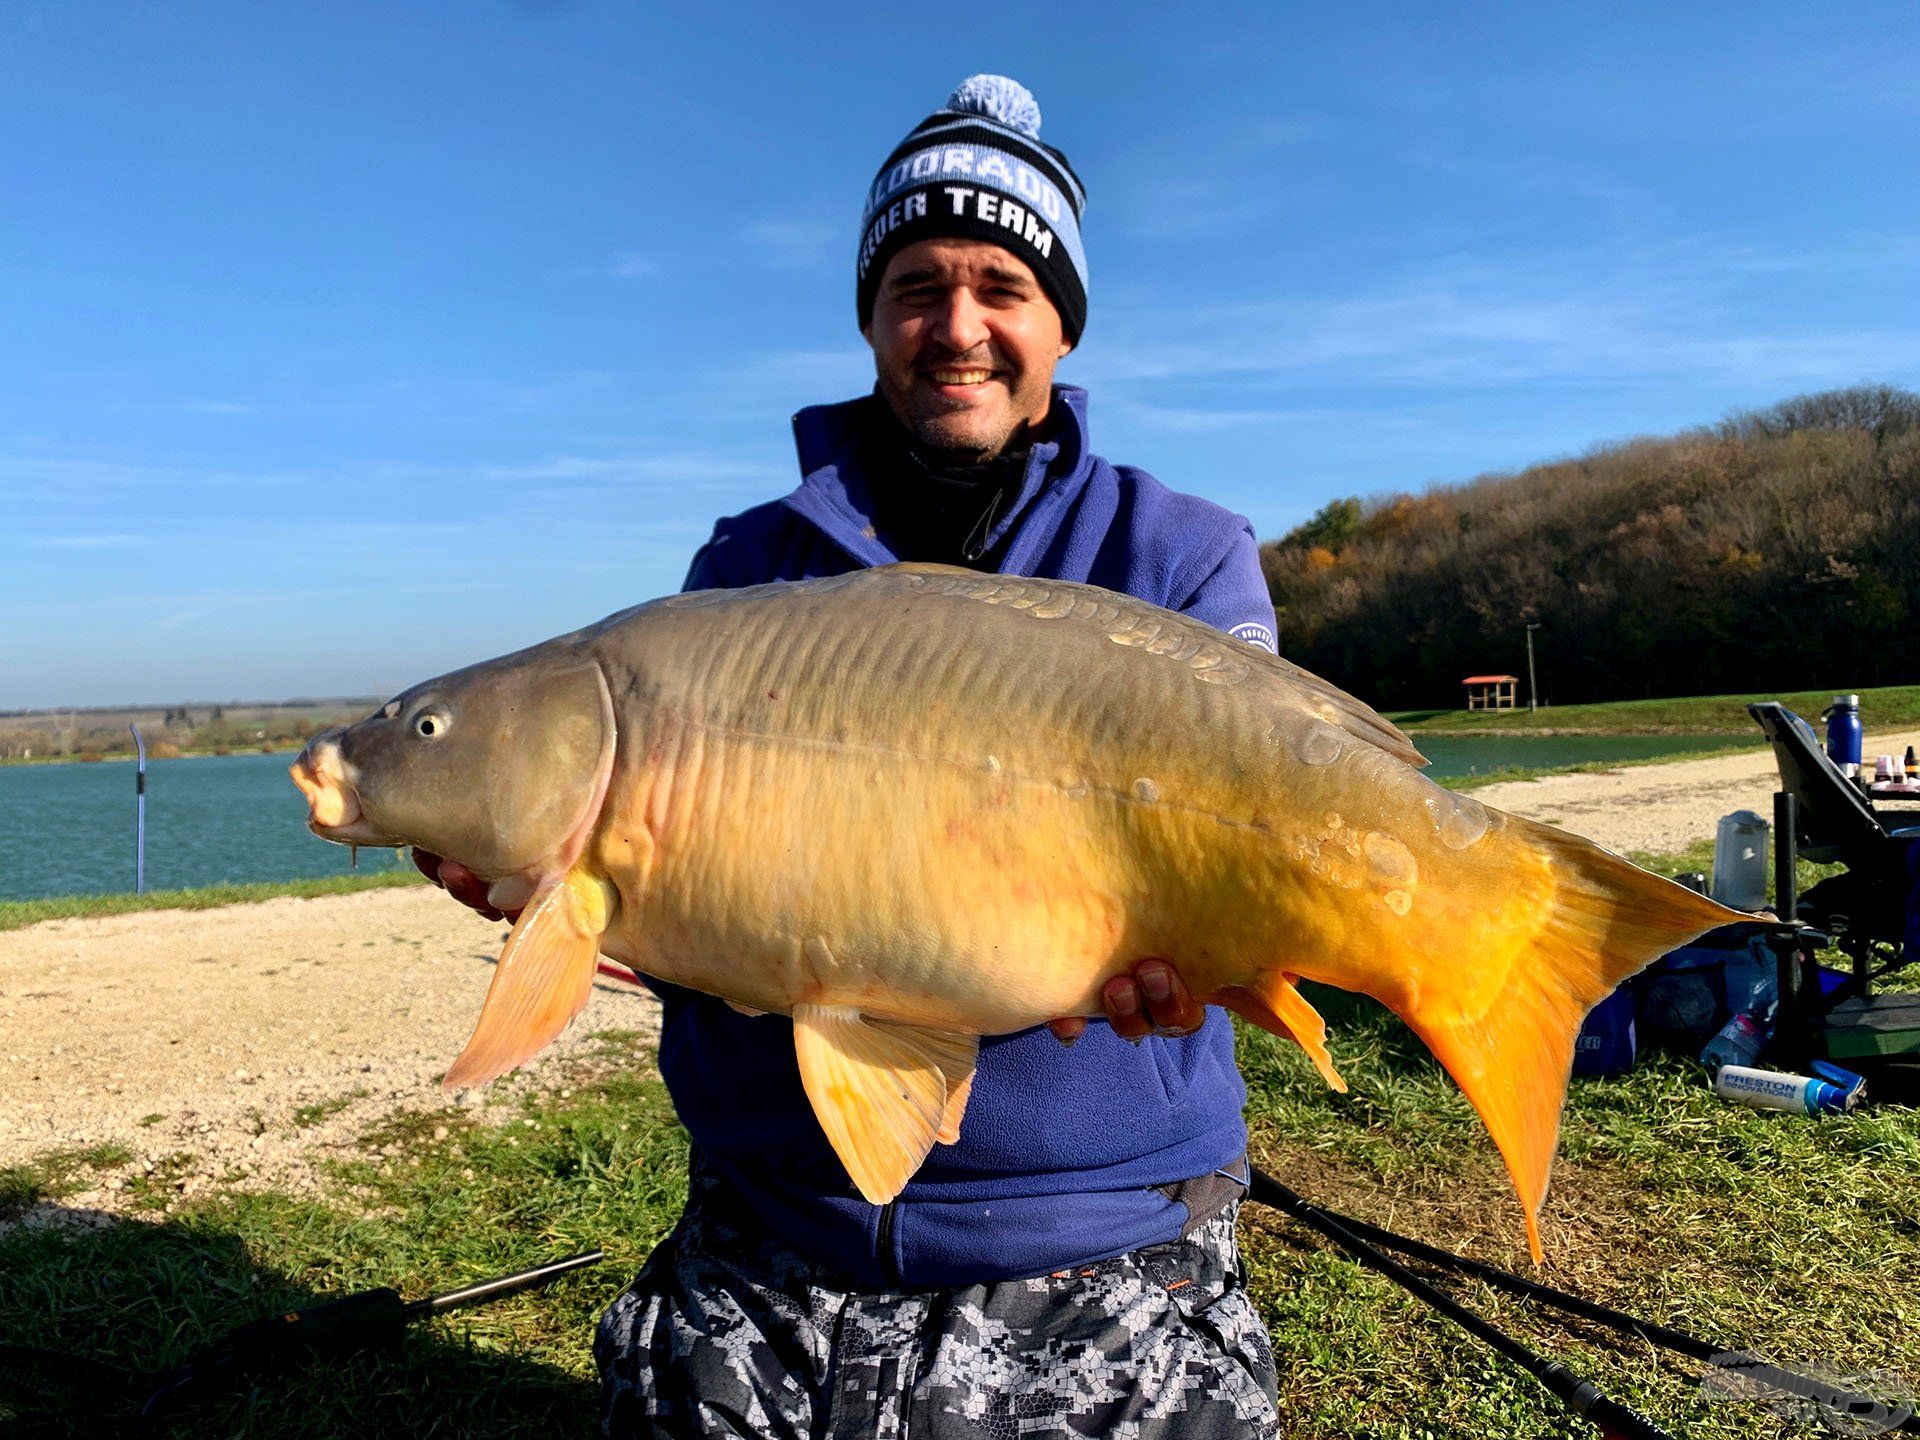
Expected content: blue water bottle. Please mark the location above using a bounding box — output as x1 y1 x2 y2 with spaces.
1825 693 1863 778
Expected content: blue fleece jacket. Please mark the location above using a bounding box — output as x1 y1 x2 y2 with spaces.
658 385 1280 1287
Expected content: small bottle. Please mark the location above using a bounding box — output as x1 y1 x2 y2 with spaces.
1713 1063 1865 1115
1700 1012 1768 1075
1906 745 1917 783
1825 694 1863 778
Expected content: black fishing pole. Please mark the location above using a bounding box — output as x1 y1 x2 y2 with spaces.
0 1250 605 1437
1303 1194 1920 1436
1249 1166 1919 1438
1246 1167 1672 1440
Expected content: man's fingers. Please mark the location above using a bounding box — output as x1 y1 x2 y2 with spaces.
1048 1017 1087 1047
412 848 446 886
436 859 508 921
1104 976 1153 1041
1137 960 1204 1036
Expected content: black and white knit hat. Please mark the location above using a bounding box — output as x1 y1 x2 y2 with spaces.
856 75 1089 343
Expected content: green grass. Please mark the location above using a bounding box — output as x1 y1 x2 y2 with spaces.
1442 741 1763 792
1388 681 1920 736
0 867 426 932
0 1036 685 1438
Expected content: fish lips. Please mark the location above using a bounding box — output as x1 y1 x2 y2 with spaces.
290 733 397 847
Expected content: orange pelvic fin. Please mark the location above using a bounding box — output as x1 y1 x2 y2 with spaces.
1217 973 1346 1093
443 868 615 1090
1390 816 1743 1262
792 1005 979 1204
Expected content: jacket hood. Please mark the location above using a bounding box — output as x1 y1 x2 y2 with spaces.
782 386 1094 567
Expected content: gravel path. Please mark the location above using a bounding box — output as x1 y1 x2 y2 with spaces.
0 887 659 1222
5 728 1907 1223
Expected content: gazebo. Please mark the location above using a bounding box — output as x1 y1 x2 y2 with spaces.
1462 674 1519 711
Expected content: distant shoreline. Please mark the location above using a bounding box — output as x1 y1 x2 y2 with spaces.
0 746 305 768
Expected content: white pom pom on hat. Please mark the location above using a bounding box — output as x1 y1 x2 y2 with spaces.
946 74 1042 139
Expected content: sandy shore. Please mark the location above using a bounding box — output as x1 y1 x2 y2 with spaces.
0 887 659 1220
7 730 1912 1221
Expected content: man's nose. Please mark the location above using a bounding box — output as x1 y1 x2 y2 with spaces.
928 289 991 355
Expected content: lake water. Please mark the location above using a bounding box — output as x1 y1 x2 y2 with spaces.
0 735 1755 903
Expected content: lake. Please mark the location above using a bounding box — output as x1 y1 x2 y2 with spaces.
0 735 1755 903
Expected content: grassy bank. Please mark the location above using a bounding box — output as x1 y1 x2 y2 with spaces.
1388 681 1920 736
1442 741 1763 791
4 909 1915 1437
0 868 426 932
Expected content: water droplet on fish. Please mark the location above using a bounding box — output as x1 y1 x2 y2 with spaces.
1432 795 1491 850
1324 813 1343 831
350 845 359 870
1298 725 1343 766
1363 832 1416 884
1133 777 1160 803
1384 889 1412 915
983 754 1002 775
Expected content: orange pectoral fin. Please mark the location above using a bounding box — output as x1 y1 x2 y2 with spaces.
1217 973 1347 1093
442 869 614 1090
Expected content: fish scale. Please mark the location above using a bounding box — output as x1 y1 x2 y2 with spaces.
290 562 1745 1258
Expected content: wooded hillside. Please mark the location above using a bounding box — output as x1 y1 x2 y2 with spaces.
1260 385 1920 709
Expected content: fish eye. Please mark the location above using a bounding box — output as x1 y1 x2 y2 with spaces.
412 709 450 740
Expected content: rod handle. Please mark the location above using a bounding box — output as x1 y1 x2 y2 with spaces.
1588 1395 1675 1440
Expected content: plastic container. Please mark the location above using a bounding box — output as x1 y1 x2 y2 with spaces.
1721 936 1780 1017
1713 1062 1866 1115
1710 810 1769 912
1825 694 1863 777
1700 1012 1768 1075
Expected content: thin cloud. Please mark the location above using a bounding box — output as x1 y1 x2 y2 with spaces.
743 219 840 269
37 533 144 548
609 250 657 279
1077 235 1920 393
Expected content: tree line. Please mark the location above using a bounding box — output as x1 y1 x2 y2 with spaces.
1260 385 1920 709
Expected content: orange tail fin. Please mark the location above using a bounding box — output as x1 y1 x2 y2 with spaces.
1246 812 1743 1261
1394 817 1741 1261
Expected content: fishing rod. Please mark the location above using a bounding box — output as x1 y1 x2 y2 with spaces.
1248 1165 1916 1438
0 1250 605 1438
1299 1191 1919 1435
1248 1167 1673 1440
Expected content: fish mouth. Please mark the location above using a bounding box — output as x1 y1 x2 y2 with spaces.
290 732 393 846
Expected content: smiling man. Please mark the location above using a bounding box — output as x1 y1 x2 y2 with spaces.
593 74 1284 1438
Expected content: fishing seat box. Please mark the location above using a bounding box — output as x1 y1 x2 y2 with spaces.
1814 992 1920 1103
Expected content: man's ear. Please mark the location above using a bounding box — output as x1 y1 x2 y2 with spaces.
1057 339 1074 360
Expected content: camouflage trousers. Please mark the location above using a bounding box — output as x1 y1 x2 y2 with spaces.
595 1161 1279 1439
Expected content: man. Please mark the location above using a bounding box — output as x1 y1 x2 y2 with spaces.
426 75 1283 1438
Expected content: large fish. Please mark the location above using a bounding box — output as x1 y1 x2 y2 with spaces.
291 564 1740 1258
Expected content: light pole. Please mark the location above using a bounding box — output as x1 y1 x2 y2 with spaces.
1524 622 1542 715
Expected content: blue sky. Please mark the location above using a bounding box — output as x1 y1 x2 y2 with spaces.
4 1 1917 708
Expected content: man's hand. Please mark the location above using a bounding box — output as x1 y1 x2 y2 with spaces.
412 849 520 923
1048 959 1204 1046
